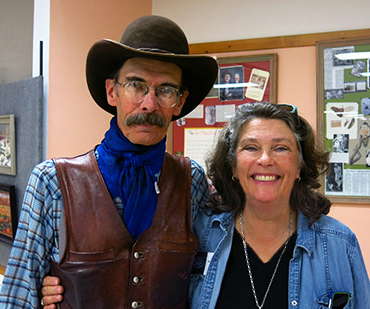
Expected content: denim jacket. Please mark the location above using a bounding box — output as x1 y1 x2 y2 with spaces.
189 210 370 308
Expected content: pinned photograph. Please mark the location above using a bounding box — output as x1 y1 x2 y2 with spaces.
219 66 245 101
245 68 270 101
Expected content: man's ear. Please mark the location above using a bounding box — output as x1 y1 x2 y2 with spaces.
173 90 189 116
106 79 117 107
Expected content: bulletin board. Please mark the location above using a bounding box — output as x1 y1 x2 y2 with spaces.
317 37 370 203
170 54 277 169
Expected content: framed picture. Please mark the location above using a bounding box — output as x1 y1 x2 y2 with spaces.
207 54 277 103
317 37 370 203
0 183 17 243
0 115 16 176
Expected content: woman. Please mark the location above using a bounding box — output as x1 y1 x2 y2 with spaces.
189 103 369 308
220 71 233 101
41 103 370 308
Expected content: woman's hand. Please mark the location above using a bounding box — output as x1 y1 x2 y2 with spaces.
41 276 64 308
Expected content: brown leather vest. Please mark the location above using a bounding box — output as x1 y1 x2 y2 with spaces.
51 150 199 308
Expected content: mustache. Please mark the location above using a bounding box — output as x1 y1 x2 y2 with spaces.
125 113 167 128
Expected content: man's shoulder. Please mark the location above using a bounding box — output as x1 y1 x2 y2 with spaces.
34 151 96 179
32 159 57 178
189 158 205 174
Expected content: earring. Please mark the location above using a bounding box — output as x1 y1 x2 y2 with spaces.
298 177 301 182
232 176 237 181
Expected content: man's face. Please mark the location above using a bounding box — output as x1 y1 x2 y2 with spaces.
106 57 188 145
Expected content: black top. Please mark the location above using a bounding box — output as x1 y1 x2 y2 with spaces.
215 229 297 309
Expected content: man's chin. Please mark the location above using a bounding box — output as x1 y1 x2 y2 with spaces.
126 129 166 146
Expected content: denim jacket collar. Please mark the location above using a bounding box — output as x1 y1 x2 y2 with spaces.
295 212 315 257
209 211 235 230
206 210 320 259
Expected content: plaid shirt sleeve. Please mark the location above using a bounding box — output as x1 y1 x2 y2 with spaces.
190 159 210 223
0 160 62 309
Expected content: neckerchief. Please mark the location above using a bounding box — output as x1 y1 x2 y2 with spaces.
97 116 166 240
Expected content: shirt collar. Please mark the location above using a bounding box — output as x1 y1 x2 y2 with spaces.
295 212 316 256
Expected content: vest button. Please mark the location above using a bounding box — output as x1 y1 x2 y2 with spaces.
131 301 142 308
134 251 144 259
133 276 142 284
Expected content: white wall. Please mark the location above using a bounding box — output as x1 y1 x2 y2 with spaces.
153 0 370 44
0 0 34 84
33 0 50 158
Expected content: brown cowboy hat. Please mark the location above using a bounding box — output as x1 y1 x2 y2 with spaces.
86 15 218 120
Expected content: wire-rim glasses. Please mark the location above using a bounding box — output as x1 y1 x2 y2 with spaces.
114 80 182 108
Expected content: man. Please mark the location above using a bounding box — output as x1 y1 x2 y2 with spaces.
0 15 218 308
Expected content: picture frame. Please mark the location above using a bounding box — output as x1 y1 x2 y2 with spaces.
207 54 277 104
0 183 17 244
317 37 370 203
0 115 16 176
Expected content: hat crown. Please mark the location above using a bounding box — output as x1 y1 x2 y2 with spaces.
120 15 189 55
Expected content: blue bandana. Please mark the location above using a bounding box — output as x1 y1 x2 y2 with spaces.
97 117 166 240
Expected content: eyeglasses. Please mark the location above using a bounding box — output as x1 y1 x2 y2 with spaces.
276 104 300 124
114 80 182 108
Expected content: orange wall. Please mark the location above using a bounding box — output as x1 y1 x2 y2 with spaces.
48 0 152 159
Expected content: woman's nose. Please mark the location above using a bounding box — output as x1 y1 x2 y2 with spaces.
257 151 275 166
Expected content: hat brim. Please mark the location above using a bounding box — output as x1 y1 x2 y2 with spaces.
86 39 218 121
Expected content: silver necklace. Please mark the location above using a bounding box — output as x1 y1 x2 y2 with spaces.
239 211 293 309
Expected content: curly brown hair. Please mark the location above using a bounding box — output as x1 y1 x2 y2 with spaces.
206 102 331 225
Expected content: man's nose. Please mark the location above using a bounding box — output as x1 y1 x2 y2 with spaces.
140 88 159 112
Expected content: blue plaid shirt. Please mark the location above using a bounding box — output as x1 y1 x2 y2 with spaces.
0 155 209 308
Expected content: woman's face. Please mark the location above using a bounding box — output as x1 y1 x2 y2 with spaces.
233 118 301 207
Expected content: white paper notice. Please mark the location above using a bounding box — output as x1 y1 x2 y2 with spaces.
343 169 370 196
245 68 270 101
184 128 222 169
324 46 355 90
186 105 203 119
216 104 235 122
